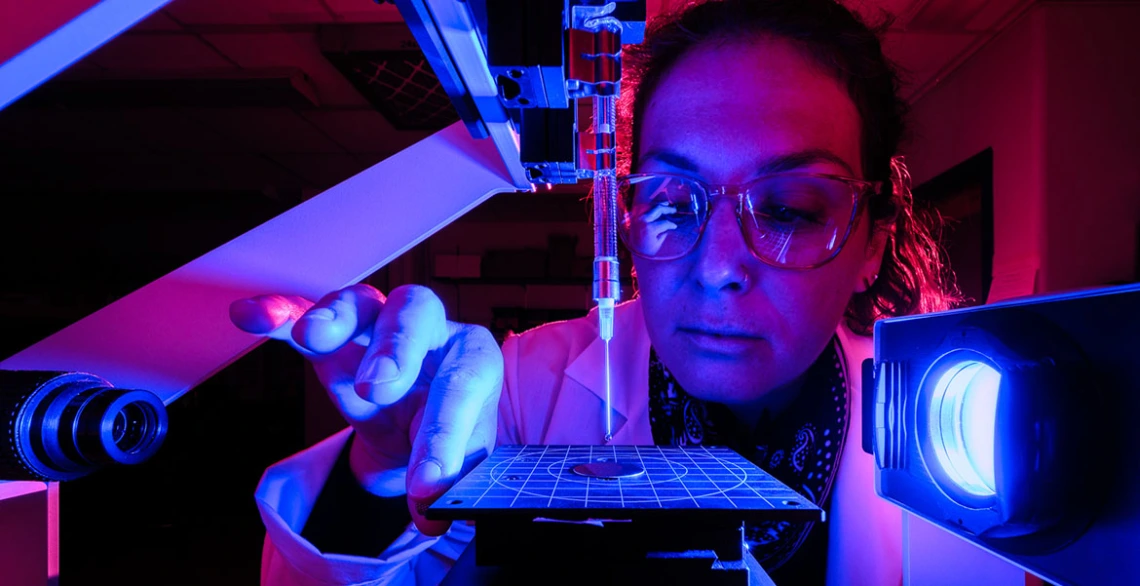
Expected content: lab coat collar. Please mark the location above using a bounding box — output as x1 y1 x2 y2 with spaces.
563 298 653 443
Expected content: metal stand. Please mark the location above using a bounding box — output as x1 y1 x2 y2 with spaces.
441 519 775 586
0 481 58 585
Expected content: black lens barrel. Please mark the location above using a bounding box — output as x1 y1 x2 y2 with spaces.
0 370 167 481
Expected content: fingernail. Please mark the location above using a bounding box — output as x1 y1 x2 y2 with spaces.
363 355 400 383
230 299 271 333
303 307 336 321
409 461 443 500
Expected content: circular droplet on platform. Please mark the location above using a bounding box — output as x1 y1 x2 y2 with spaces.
571 461 645 479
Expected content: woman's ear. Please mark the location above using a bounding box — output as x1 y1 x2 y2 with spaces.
855 227 889 294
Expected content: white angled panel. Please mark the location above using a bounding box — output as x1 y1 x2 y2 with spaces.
0 122 520 404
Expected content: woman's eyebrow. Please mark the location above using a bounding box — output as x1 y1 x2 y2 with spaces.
640 150 700 172
757 149 857 176
639 148 858 177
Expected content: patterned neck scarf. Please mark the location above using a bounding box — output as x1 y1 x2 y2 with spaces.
647 337 850 574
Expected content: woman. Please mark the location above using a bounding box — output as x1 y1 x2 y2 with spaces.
238 0 960 584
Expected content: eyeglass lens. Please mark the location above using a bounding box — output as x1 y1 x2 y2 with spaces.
618 174 858 267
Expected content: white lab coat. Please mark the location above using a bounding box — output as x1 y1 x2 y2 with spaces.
255 298 902 585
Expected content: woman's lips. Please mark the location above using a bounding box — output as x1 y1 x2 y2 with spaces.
677 326 765 355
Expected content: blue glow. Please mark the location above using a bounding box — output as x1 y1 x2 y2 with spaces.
929 360 1001 497
0 0 172 111
603 337 613 442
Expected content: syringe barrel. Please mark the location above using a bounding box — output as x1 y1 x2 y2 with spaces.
592 95 620 304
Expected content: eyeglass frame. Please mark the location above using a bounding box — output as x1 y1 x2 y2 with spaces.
616 171 884 270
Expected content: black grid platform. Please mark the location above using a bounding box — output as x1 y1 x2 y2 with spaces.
427 445 822 523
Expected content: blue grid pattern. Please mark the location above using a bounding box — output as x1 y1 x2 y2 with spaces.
429 445 822 520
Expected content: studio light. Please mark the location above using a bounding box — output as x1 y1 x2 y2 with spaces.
864 282 1140 585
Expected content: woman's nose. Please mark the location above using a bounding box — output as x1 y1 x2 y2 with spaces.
692 198 754 293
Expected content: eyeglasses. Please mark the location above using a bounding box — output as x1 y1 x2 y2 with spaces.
616 172 881 269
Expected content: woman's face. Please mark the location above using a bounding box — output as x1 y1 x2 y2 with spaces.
634 37 883 411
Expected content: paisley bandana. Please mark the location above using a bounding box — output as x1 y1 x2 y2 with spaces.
647 337 849 575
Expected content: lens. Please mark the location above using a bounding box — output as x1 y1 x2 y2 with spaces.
928 360 1001 497
618 173 860 267
113 410 126 442
113 402 152 454
740 175 856 268
76 388 166 465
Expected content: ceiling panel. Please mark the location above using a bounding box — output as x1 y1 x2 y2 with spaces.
199 32 311 68
164 0 341 25
10 151 309 190
172 152 309 190
87 34 237 70
123 109 241 153
0 108 237 155
132 10 185 31
646 1 929 27
163 0 280 25
66 58 105 72
884 31 978 92
0 0 100 65
301 108 426 154
908 0 992 31
268 0 337 25
0 117 34 154
321 0 404 23
203 31 370 107
964 0 1032 32
0 108 240 154
0 0 1040 196
267 152 369 188
845 0 921 26
186 107 347 153
0 110 144 152
269 0 332 18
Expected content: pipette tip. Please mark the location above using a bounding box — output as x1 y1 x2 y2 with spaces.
603 332 612 443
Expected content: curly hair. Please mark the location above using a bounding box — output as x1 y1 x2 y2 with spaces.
617 0 962 335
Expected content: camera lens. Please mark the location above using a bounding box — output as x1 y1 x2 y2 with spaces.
75 388 167 467
0 371 167 481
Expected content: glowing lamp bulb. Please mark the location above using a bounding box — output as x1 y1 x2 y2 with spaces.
928 360 1001 497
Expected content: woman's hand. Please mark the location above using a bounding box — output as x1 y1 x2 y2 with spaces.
630 201 678 256
230 284 503 536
